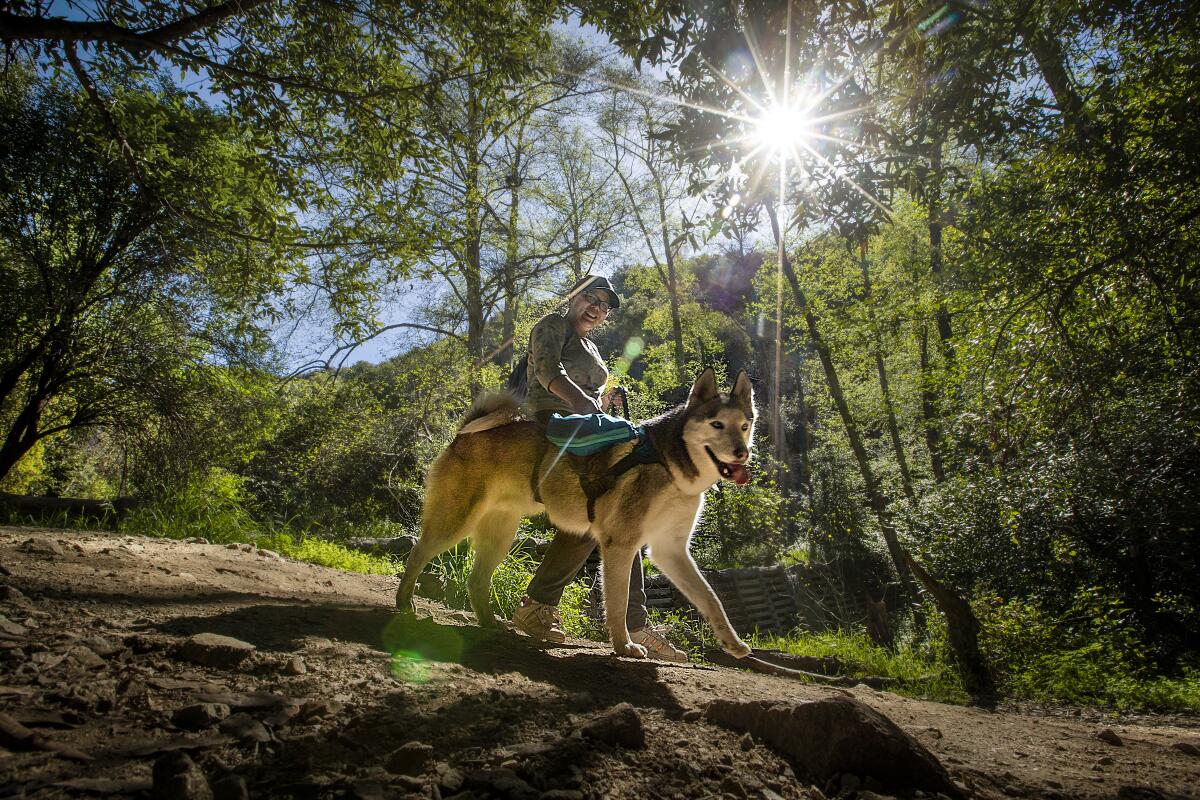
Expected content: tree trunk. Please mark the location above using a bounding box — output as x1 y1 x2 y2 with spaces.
654 167 686 378
0 492 138 522
767 206 923 618
918 324 946 482
927 145 954 360
904 553 996 702
462 82 485 384
497 124 525 370
859 243 916 505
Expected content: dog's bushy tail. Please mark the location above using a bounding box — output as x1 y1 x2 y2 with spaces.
457 391 523 435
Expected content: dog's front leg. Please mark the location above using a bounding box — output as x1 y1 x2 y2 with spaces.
652 547 752 658
600 542 647 659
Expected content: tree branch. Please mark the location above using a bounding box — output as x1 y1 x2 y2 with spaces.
1 1 275 49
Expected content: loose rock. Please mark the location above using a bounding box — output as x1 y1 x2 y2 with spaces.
67 645 106 669
1171 741 1199 756
435 762 465 793
578 702 645 749
21 538 65 557
386 740 434 775
1096 728 1124 746
176 633 256 669
218 713 271 743
172 703 231 731
464 768 538 800
152 752 213 800
211 774 248 800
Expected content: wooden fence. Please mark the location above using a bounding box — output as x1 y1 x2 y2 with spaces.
585 557 890 637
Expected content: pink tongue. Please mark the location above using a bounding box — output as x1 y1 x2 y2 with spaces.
730 464 750 485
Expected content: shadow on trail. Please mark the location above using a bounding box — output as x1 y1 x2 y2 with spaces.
157 602 686 714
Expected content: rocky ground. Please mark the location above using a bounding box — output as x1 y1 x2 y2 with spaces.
1 527 1198 800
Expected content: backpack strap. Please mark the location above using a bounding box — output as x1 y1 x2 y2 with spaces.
530 436 548 504
580 428 660 522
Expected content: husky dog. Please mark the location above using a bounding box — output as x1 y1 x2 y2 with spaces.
395 368 755 660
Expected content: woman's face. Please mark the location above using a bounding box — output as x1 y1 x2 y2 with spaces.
567 288 613 335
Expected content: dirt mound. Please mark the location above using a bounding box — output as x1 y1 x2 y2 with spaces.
1 528 1198 799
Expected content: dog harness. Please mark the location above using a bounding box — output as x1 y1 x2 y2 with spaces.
530 416 662 521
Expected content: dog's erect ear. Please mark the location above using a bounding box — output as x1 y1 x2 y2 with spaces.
687 367 719 409
731 370 754 417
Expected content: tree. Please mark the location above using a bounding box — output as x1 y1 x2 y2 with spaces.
599 76 701 380
0 72 288 482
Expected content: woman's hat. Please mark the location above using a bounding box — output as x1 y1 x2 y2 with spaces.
569 274 621 309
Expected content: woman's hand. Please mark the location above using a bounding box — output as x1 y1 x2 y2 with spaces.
549 376 602 415
573 397 602 415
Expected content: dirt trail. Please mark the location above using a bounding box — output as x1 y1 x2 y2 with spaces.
0 527 1197 799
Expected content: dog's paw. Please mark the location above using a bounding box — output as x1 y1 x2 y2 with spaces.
617 642 649 659
724 639 753 659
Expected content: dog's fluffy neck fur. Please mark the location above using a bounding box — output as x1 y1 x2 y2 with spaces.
642 403 711 495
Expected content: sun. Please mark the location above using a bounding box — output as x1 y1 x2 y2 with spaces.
751 104 812 157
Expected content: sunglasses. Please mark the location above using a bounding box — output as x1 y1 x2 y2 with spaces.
581 291 612 314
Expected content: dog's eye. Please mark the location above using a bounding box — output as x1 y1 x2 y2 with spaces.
741 423 749 432
710 421 724 429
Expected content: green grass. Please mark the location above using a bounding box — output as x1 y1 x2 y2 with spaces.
1 508 111 532
751 628 968 703
261 531 400 575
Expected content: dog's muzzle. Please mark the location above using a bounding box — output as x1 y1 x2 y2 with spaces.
706 447 750 485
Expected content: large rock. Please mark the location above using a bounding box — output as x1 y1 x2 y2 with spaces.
175 634 256 669
704 696 961 797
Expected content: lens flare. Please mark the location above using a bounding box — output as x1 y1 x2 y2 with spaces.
752 106 811 155
389 650 431 683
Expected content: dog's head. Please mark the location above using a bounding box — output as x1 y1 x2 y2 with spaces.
683 368 755 486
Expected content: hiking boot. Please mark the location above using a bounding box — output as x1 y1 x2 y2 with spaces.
630 625 689 663
511 596 567 643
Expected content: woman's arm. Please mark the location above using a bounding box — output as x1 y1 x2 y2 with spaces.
548 376 602 415
529 316 601 414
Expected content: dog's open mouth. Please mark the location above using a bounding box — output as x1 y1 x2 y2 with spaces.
706 447 750 485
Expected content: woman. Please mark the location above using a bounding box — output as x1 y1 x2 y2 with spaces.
511 275 688 663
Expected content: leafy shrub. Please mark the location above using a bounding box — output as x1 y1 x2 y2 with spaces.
976 590 1200 710
120 467 268 543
